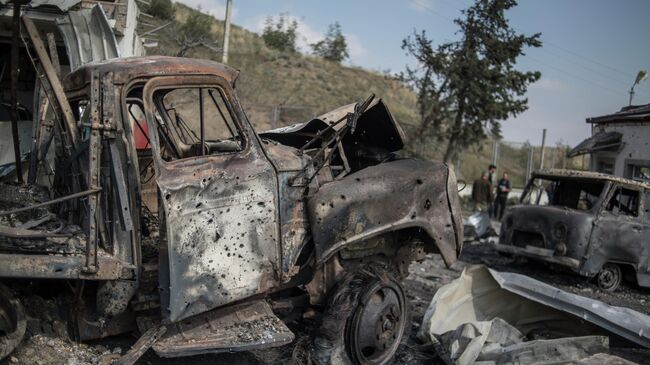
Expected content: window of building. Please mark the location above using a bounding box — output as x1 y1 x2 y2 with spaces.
629 165 650 183
597 160 614 175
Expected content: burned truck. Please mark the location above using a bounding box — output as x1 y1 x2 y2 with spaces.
0 50 463 363
496 169 650 292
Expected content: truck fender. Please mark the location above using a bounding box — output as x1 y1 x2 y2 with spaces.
307 159 461 267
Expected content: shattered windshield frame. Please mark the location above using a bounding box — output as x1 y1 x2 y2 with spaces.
521 176 608 213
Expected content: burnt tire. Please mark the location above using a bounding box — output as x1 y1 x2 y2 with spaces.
312 264 409 365
0 283 26 360
597 263 622 292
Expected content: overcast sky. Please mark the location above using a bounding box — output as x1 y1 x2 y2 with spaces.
177 0 650 147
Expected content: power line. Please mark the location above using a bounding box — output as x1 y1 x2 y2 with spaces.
404 0 645 99
525 55 624 97
539 47 630 87
408 0 456 23
427 0 637 83
545 41 631 79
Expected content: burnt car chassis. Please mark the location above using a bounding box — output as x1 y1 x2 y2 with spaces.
496 169 650 292
0 16 462 365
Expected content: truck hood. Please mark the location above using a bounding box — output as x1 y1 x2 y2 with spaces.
258 98 405 153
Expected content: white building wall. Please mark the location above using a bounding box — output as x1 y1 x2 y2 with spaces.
591 122 650 178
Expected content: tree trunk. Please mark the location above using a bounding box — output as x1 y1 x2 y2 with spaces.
443 134 458 164
443 96 465 164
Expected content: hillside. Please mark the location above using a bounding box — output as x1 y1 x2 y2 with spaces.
142 3 419 133
139 3 584 186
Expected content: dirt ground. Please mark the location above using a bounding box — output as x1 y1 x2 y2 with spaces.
3 238 650 365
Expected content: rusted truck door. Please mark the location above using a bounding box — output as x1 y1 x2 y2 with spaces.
142 76 280 322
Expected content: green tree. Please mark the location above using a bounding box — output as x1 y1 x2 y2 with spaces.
311 22 349 63
262 13 299 52
402 0 541 163
148 0 174 20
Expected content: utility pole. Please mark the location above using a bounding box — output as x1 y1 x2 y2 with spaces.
526 145 533 183
221 0 233 64
10 0 23 183
491 140 499 167
539 129 547 170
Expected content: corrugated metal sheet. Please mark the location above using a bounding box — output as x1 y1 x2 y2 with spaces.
56 4 119 71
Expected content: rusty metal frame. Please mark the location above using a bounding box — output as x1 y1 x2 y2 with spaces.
22 16 79 149
0 253 130 280
0 188 101 217
82 71 103 274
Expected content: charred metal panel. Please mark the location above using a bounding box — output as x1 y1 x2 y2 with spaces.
142 76 280 322
260 99 405 153
64 57 240 91
307 159 459 267
148 299 294 358
0 253 130 280
499 205 595 269
156 156 279 322
261 141 312 280
277 172 310 279
585 187 647 276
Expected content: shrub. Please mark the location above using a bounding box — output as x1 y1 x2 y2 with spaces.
148 0 174 20
311 22 348 63
262 13 298 52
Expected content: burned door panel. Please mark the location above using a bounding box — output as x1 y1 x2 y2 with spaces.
142 76 280 322
586 186 643 275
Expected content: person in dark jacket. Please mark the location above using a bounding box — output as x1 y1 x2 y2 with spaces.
472 172 493 212
487 164 497 218
494 172 511 221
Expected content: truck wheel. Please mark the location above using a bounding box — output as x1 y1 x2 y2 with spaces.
312 264 408 365
597 263 622 292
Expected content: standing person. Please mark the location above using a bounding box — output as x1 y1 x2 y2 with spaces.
494 172 511 221
472 172 493 212
487 164 497 218
487 164 497 186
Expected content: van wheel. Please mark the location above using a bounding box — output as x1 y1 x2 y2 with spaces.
597 263 622 291
312 264 408 365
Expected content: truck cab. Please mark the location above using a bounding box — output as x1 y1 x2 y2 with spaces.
0 56 462 364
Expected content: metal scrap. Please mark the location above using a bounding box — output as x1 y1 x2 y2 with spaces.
420 265 650 365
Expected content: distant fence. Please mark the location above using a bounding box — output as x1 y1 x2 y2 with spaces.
456 139 589 189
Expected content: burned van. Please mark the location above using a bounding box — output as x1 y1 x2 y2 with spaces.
496 169 650 291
